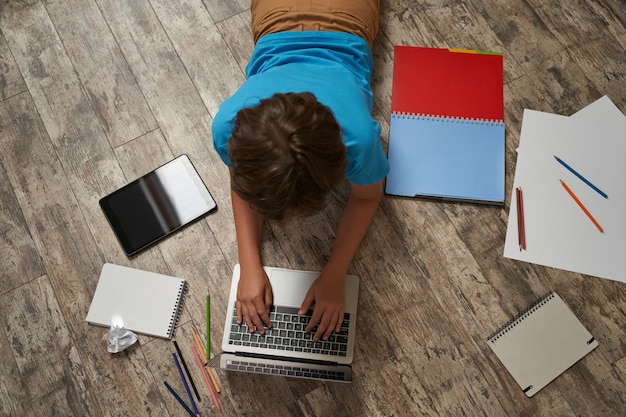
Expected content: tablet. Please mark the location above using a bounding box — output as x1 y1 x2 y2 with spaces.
100 155 217 256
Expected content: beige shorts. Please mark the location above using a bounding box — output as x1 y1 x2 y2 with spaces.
251 0 380 48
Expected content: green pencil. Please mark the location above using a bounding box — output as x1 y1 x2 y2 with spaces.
206 293 211 359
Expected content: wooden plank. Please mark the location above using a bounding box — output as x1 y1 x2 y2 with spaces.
527 1 626 50
601 0 626 31
378 1 443 48
0 32 26 100
0 298 32 417
614 356 626 386
215 8 254 73
150 0 246 118
567 37 626 110
0 275 100 416
352 214 512 415
0 153 45 291
200 0 249 24
43 0 158 148
297 383 376 417
470 0 566 77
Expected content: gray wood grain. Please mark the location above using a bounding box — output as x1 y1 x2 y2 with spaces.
0 32 26 100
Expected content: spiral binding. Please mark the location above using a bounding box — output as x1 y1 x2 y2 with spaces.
167 281 187 338
391 111 504 126
487 293 555 343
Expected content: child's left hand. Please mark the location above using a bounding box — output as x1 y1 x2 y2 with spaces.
299 270 346 341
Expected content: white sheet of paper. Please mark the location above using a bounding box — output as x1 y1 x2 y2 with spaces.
504 96 626 283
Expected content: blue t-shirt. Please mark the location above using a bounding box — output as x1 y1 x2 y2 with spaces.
212 31 389 185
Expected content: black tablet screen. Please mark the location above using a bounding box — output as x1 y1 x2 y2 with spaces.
100 155 216 256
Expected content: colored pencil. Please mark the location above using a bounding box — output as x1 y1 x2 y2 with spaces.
172 352 200 416
163 381 196 417
206 294 211 360
554 155 608 199
192 345 222 413
191 327 221 392
204 294 221 393
516 187 526 250
173 339 201 402
206 366 221 394
191 328 208 365
560 180 604 233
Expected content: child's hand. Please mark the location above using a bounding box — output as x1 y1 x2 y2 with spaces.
236 265 273 334
299 271 346 341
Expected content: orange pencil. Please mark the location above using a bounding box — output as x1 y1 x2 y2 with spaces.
206 366 221 394
191 328 208 365
560 180 604 233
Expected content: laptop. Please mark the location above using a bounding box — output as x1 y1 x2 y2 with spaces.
208 264 360 382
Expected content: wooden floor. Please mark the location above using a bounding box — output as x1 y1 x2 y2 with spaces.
1 0 625 416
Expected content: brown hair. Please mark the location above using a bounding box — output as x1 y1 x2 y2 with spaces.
228 92 347 220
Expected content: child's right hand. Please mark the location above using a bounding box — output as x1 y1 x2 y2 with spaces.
236 265 273 334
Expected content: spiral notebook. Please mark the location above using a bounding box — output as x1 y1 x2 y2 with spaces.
385 46 505 204
487 293 598 397
86 263 186 339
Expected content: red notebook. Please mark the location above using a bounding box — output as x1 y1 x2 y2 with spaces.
386 46 505 204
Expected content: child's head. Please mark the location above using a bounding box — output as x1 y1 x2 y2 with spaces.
228 92 347 220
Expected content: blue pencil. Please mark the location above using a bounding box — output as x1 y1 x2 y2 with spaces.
163 381 195 417
172 352 200 416
554 155 608 198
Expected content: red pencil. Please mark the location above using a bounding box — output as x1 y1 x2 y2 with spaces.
516 187 526 250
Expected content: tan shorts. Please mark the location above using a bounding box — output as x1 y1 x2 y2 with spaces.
251 0 380 48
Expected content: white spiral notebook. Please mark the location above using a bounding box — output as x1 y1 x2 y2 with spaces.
86 263 186 339
487 292 598 397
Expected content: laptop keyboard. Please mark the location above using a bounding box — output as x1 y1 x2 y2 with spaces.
228 306 350 357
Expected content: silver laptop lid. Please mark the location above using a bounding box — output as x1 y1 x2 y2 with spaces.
221 265 359 365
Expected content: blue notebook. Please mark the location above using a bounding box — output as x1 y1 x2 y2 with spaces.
387 115 505 202
385 46 505 204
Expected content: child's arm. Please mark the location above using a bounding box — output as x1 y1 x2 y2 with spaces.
230 180 273 334
300 180 383 340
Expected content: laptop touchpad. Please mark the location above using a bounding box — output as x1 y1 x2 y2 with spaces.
269 269 319 307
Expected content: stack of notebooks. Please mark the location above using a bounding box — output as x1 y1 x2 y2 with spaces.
503 96 626 283
386 46 505 205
